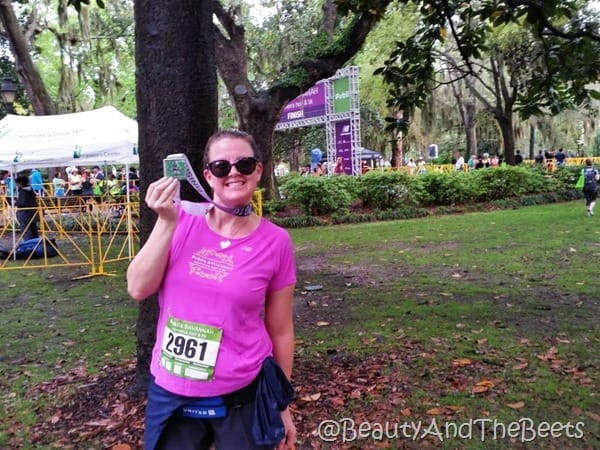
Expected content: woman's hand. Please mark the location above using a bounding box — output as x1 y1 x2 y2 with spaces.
145 177 179 222
277 408 296 450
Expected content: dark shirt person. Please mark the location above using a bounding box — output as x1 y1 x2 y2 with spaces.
515 150 523 165
555 148 566 167
15 175 39 241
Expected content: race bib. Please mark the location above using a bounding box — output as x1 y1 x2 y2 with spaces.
160 317 223 381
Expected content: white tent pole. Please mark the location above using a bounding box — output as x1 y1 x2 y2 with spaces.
125 163 133 259
10 164 17 260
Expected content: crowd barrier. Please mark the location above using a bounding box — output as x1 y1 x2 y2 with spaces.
0 194 139 277
0 190 263 277
379 156 600 175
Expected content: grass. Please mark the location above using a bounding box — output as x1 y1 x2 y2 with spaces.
0 200 598 449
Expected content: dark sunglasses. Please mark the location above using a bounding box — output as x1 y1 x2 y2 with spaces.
206 157 258 178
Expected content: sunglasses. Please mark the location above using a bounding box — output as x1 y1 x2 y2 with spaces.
206 157 258 178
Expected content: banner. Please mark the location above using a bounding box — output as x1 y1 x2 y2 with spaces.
278 81 326 125
333 77 351 114
335 120 353 175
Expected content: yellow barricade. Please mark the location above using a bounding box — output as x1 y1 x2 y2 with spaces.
0 189 263 277
0 194 139 277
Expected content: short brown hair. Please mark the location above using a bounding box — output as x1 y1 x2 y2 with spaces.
203 129 260 165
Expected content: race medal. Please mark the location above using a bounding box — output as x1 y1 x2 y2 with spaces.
160 317 222 381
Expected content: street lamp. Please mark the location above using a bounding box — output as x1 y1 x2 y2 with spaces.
1 78 17 114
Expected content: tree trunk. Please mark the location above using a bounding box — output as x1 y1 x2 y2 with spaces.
497 115 515 164
289 142 302 173
131 0 217 395
393 110 404 166
0 0 56 115
528 122 535 160
245 105 281 199
465 100 477 157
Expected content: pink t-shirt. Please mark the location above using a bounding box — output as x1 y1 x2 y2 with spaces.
150 207 296 397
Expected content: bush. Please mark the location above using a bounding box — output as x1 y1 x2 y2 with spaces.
415 171 475 206
280 176 355 216
267 165 581 227
356 171 414 210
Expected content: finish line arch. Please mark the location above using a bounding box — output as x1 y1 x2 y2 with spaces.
275 66 362 175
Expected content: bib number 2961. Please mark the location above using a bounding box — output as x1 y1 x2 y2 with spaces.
160 317 222 381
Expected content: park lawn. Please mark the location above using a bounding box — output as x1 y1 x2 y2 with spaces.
0 200 598 449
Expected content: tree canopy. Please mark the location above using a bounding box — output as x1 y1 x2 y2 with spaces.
369 0 600 162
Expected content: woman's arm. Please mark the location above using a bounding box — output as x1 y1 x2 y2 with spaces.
127 177 180 301
265 284 296 450
265 284 295 377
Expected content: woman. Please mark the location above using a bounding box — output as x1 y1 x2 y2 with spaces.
333 157 344 174
127 130 297 450
52 172 65 197
67 168 82 195
582 158 599 217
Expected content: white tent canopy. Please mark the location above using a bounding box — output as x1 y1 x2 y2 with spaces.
0 106 138 171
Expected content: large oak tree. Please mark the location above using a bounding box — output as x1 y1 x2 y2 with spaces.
374 0 600 164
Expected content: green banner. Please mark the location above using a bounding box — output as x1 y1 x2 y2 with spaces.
333 76 351 113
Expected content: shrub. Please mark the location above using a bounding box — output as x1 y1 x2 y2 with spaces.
280 176 354 216
269 215 326 228
356 171 414 210
415 171 475 206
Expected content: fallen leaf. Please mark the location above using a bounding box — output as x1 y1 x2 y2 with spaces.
400 408 411 417
507 401 525 409
328 397 345 407
300 393 321 402
426 405 464 415
85 419 112 427
472 379 494 394
537 346 558 361
586 412 600 423
472 385 490 394
452 358 472 367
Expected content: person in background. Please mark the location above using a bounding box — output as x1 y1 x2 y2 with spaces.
128 166 140 189
52 172 65 197
454 152 465 171
313 163 324 176
68 168 82 195
127 129 297 450
515 150 523 164
310 147 322 172
417 158 427 174
29 168 44 196
15 175 39 241
334 157 345 174
1 171 16 201
300 165 311 176
475 155 484 169
582 158 599 217
92 166 107 201
467 155 476 170
555 148 566 167
534 150 545 165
